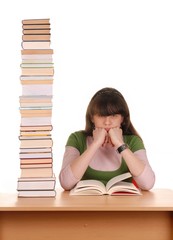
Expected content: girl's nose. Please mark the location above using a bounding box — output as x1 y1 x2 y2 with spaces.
104 116 111 124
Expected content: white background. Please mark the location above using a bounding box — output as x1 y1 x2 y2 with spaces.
0 0 173 192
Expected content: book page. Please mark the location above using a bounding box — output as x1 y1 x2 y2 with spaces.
106 172 132 192
70 188 104 195
70 179 106 195
107 182 142 195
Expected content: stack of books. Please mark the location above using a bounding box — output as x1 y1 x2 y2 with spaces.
17 18 56 197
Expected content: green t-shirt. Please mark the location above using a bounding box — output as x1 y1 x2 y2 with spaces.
66 131 145 185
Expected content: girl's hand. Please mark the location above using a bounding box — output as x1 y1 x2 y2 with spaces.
108 127 124 148
92 128 107 147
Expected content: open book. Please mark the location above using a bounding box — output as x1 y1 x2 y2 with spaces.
70 172 142 196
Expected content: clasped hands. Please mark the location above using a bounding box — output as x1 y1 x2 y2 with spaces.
93 127 123 148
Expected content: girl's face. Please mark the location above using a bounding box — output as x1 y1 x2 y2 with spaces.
92 114 123 131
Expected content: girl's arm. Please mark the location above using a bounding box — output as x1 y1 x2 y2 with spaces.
109 128 155 190
59 128 107 190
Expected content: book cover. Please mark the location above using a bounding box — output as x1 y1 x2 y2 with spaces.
21 67 54 76
21 49 53 55
20 94 53 98
21 63 54 68
20 130 51 136
21 54 53 60
20 109 52 118
20 158 53 164
17 176 56 190
22 35 51 41
18 190 56 197
22 18 50 25
20 167 53 178
20 139 53 148
20 125 53 131
21 84 53 95
22 41 51 49
23 29 51 34
19 147 52 153
22 24 51 30
22 58 53 63
20 163 53 168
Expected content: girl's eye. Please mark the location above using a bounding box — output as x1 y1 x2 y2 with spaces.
112 114 122 120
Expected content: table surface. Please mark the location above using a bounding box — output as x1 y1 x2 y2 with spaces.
0 188 173 212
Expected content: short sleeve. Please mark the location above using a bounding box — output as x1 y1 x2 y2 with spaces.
124 135 145 152
66 131 87 154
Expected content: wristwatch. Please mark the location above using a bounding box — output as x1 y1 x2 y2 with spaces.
117 144 128 154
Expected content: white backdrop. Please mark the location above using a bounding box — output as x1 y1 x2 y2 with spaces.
0 0 173 192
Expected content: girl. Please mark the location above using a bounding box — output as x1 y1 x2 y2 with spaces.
59 87 155 191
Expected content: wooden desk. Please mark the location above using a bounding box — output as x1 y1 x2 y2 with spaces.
0 189 173 240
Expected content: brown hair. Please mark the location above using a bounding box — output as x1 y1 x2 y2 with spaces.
84 87 141 137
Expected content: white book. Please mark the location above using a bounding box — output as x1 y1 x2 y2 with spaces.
21 117 52 126
21 41 51 49
21 54 53 60
20 76 54 80
20 106 52 110
20 130 51 136
17 176 56 190
19 152 52 158
22 84 53 96
22 59 53 63
19 135 52 140
20 102 52 107
18 190 56 197
20 148 52 153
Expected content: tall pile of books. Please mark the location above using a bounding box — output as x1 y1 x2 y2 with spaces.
17 18 56 197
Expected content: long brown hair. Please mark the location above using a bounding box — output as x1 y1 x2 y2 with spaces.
84 87 141 137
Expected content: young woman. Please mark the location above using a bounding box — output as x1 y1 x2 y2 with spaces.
59 87 155 190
